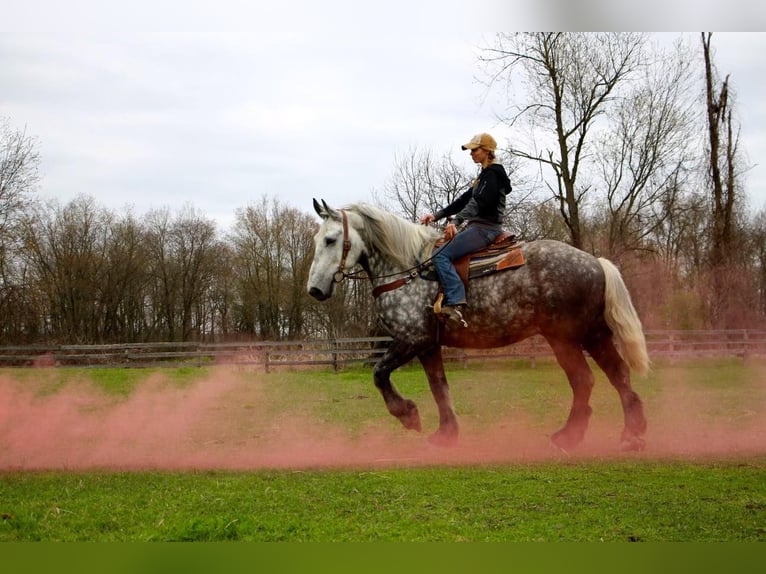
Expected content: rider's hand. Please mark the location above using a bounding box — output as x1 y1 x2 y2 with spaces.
419 213 435 225
444 222 457 240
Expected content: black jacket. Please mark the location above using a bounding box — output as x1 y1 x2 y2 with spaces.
434 163 512 227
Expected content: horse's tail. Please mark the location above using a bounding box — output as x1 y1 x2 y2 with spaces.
598 258 650 375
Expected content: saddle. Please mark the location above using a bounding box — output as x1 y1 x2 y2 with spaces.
422 231 526 285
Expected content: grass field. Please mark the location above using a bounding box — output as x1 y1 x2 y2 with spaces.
3 459 766 541
2 357 766 541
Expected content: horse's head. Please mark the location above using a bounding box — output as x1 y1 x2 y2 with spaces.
307 198 366 301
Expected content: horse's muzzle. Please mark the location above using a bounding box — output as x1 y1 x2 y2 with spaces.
308 287 330 301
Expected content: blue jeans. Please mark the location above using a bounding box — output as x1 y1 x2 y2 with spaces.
432 225 502 306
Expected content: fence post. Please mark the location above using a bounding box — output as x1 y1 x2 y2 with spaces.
742 330 749 363
332 339 339 372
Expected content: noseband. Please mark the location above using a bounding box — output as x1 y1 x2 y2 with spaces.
333 209 352 284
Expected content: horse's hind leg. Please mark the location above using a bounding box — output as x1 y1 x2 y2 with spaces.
546 338 595 452
585 336 646 451
418 345 459 447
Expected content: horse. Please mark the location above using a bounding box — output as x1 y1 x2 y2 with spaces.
307 199 649 452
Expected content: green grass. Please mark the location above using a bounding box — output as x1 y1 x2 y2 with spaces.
0 365 207 397
2 460 765 541
2 357 766 541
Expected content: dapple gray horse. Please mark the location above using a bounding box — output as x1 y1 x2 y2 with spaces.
307 199 649 451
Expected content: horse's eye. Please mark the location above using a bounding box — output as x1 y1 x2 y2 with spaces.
324 237 337 247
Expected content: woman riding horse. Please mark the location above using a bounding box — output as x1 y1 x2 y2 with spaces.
307 199 649 452
419 132 512 327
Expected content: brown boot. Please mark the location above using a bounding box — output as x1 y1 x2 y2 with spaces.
440 305 468 327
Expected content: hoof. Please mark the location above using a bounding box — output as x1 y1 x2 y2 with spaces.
620 435 646 452
397 400 422 432
427 429 459 448
550 429 582 452
548 438 571 457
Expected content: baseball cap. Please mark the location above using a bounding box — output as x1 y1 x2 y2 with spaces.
461 133 497 152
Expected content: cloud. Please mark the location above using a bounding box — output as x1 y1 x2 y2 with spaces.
3 6 765 229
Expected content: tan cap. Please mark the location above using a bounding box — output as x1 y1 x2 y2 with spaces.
461 133 497 152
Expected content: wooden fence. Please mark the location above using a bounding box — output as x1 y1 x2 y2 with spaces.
0 330 765 371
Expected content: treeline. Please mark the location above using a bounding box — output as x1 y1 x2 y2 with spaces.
2 33 765 344
0 186 763 346
0 194 378 344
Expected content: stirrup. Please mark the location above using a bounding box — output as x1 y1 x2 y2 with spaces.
429 293 468 327
440 305 468 328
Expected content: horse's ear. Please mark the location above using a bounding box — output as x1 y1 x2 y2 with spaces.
314 198 340 220
313 198 327 219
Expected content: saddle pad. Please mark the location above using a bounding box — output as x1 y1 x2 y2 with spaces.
420 242 526 283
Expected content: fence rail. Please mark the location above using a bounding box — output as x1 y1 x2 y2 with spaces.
1 330 765 370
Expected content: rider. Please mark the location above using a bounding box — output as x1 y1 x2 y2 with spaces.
419 132 512 326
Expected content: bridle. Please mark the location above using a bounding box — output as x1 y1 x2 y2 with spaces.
332 209 353 284
331 208 448 298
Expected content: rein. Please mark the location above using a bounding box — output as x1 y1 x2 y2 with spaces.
332 209 447 298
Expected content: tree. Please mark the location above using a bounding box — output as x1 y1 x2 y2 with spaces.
479 33 648 248
753 209 766 318
280 206 319 339
100 210 151 342
0 118 39 243
0 118 41 340
702 32 745 264
21 195 112 342
230 198 280 339
204 241 236 340
144 207 178 340
230 196 318 340
700 33 754 328
144 204 219 341
376 147 473 221
172 207 219 341
593 38 698 256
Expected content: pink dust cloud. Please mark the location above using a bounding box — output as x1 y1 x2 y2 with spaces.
1 364 765 472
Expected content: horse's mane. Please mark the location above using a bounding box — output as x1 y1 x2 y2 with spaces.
345 203 441 269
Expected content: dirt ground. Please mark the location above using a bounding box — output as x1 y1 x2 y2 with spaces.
2 363 766 471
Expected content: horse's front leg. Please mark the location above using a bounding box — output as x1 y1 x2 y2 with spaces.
418 345 459 446
373 341 422 432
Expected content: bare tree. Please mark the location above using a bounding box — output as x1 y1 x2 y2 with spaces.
753 208 766 318
511 198 572 242
230 196 318 340
480 33 648 248
144 207 178 340
143 205 220 341
280 206 319 339
204 241 236 340
21 195 112 342
702 32 746 264
0 118 39 241
594 38 698 256
170 205 219 341
376 147 474 221
650 190 709 279
1 118 41 336
700 33 754 328
230 197 280 339
100 210 151 341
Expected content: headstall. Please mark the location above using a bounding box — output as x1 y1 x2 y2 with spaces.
333 209 352 284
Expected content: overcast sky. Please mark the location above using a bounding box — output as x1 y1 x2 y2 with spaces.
3 1 766 231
